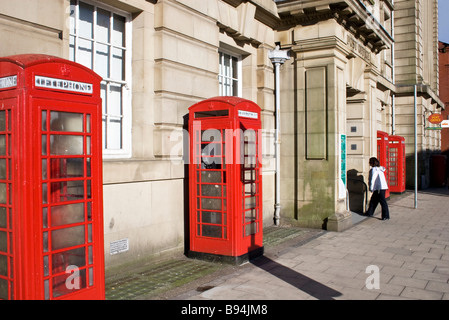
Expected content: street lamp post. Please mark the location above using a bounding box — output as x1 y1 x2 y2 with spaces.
269 44 290 226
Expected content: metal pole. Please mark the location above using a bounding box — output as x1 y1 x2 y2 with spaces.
269 45 290 226
414 84 418 209
274 61 281 226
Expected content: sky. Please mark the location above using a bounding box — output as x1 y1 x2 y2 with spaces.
440 1 449 43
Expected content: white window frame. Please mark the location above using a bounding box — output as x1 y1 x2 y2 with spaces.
69 0 132 159
218 50 242 97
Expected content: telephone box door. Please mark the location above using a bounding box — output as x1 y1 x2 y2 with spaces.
190 120 233 256
388 135 406 193
237 122 263 256
37 99 103 300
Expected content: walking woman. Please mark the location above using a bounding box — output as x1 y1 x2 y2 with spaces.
366 157 390 220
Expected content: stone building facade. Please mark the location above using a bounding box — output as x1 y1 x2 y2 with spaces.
0 0 443 268
393 0 443 188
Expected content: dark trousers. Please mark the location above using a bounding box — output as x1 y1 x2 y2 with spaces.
366 189 390 219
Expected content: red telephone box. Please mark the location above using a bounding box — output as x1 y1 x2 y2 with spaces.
377 131 390 199
388 135 406 193
188 97 263 264
0 54 104 300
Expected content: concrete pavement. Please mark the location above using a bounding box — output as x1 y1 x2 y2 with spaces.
171 188 449 300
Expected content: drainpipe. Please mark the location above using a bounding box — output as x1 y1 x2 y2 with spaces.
268 44 290 226
414 84 418 209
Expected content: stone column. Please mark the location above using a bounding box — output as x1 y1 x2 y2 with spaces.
282 20 352 231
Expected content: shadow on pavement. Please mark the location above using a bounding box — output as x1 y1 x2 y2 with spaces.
251 256 342 300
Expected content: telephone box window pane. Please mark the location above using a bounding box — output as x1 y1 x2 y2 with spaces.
0 111 5 131
86 136 91 155
245 223 257 236
42 183 48 204
0 207 6 228
89 267 94 286
50 112 83 132
194 110 229 118
43 256 49 276
202 143 221 156
88 246 93 264
42 207 48 228
0 135 5 155
201 211 222 224
201 184 221 197
42 159 47 180
44 279 49 300
50 158 84 178
43 232 48 252
42 135 47 155
51 225 85 251
87 202 92 220
50 135 83 155
202 225 222 238
88 224 92 242
201 198 222 211
0 278 8 299
50 181 85 202
0 255 7 276
244 196 256 209
0 231 6 252
0 159 5 179
86 115 91 133
0 184 6 204
244 183 256 195
50 203 85 227
42 111 47 131
244 170 255 182
52 269 86 298
201 171 221 183
201 158 221 169
244 209 257 222
86 158 91 177
52 247 86 274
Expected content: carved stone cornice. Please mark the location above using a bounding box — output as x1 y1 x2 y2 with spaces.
275 0 393 54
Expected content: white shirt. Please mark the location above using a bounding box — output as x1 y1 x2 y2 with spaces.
369 166 389 191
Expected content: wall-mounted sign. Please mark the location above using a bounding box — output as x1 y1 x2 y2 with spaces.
110 238 129 255
441 120 449 128
428 113 443 124
238 110 258 119
35 75 93 94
